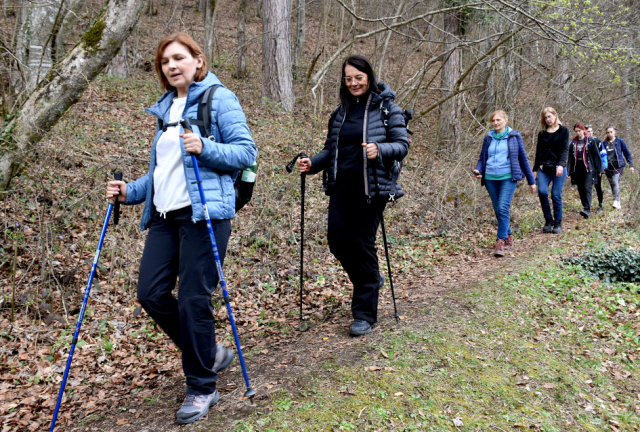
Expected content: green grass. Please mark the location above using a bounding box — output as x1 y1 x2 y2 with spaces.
233 226 640 431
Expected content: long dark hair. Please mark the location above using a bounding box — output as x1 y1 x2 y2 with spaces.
339 55 380 113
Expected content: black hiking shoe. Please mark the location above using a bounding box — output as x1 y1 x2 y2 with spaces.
175 390 220 425
552 221 562 234
213 345 234 374
542 220 553 233
350 319 375 336
595 206 604 214
580 209 590 219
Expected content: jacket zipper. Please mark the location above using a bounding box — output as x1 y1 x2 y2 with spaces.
362 94 373 200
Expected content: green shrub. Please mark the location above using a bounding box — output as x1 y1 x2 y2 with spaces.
563 247 640 283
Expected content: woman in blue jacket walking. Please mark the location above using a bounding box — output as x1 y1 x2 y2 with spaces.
602 126 635 209
473 110 536 257
106 33 257 425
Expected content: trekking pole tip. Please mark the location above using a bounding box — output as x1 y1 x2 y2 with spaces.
244 388 257 403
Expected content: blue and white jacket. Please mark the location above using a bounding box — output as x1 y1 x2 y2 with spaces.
125 72 257 230
475 130 535 186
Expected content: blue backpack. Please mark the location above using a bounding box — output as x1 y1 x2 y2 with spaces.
595 137 608 170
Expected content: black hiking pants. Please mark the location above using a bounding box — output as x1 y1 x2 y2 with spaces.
137 207 231 395
328 190 386 325
573 171 594 212
594 173 603 207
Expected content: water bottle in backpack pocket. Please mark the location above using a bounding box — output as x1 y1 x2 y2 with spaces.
235 159 258 212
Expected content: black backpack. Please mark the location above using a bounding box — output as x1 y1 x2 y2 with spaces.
159 85 257 212
381 99 412 192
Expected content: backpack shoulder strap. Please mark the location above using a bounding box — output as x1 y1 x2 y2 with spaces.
188 84 222 139
381 98 413 135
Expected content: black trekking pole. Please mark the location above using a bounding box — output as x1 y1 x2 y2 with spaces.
371 161 400 323
50 171 122 431
286 153 309 331
180 119 256 401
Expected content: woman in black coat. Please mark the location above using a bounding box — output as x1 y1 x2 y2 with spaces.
297 55 410 336
567 122 603 218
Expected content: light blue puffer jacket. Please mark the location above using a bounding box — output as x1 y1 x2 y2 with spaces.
125 72 257 230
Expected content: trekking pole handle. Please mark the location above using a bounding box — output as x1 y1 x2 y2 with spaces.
180 118 193 134
286 152 308 173
113 171 122 225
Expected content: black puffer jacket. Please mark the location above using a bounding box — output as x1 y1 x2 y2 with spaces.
308 83 410 200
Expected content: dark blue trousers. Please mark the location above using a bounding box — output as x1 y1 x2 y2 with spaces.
137 207 231 395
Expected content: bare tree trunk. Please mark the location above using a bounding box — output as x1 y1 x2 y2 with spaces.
377 0 405 82
55 0 85 62
203 0 219 67
147 0 157 16
438 8 462 153
622 30 637 137
13 0 61 94
262 0 294 111
0 0 147 190
235 0 247 78
476 38 495 121
105 40 130 77
293 0 305 78
198 0 205 12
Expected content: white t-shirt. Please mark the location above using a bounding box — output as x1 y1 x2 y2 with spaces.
153 97 191 216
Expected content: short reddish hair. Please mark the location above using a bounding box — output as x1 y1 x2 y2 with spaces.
155 33 208 92
573 122 587 132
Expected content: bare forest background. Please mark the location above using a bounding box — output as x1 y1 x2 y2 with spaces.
0 0 639 430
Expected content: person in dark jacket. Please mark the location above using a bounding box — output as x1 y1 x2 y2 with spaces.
533 107 570 234
586 124 607 213
602 126 635 209
567 123 603 218
106 33 257 425
297 55 409 336
473 110 536 257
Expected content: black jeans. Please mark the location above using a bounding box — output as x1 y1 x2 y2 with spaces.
328 190 386 324
573 171 594 211
137 207 231 395
594 173 603 206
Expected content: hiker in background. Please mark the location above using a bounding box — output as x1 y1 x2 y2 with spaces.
296 55 409 337
533 107 570 234
106 33 256 425
473 110 536 258
567 122 603 219
586 124 607 214
602 126 635 209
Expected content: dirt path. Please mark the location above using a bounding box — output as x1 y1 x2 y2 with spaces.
77 218 576 431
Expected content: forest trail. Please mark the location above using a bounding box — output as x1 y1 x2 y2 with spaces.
80 215 578 431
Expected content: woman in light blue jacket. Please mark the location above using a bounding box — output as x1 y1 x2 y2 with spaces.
106 33 256 425
473 110 536 257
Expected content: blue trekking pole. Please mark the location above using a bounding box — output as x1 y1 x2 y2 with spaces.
50 171 122 431
180 119 256 401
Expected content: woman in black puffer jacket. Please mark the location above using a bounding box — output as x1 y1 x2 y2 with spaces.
297 55 410 336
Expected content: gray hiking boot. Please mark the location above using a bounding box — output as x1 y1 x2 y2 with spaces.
350 319 375 336
175 390 220 425
213 345 235 374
